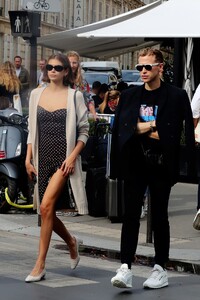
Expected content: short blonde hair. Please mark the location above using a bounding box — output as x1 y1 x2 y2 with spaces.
138 48 164 63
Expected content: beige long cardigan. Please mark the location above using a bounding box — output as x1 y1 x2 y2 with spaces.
27 86 89 215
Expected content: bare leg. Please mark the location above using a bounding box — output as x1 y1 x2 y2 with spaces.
28 169 75 276
53 216 78 259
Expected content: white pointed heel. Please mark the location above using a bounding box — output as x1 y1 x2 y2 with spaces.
25 269 46 283
70 237 83 270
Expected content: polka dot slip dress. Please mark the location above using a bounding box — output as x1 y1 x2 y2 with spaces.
37 106 75 210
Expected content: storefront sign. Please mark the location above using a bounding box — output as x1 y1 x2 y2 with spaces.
74 0 84 27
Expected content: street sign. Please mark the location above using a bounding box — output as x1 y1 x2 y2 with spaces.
9 11 41 38
74 0 84 27
22 0 61 13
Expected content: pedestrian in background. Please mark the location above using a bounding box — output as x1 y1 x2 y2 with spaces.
191 83 200 230
66 50 96 118
99 90 120 114
37 64 49 88
117 81 128 92
90 81 101 97
0 61 21 106
14 55 30 107
37 58 47 86
93 83 109 110
25 53 89 283
110 48 195 290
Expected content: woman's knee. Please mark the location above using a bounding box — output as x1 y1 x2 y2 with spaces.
40 201 54 219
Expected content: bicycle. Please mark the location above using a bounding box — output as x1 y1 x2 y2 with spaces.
34 0 50 10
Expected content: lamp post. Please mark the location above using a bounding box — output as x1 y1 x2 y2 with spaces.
29 36 37 89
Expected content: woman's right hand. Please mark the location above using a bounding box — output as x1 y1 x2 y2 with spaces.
25 162 37 181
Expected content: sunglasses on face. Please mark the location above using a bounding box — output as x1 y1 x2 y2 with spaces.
135 63 160 72
46 64 64 72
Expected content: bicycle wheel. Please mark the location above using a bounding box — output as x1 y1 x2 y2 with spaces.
34 2 40 9
44 3 50 10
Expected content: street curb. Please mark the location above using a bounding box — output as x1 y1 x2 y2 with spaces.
54 243 200 276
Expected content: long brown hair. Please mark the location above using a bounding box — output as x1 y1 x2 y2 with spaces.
66 50 83 87
0 61 21 93
47 53 73 86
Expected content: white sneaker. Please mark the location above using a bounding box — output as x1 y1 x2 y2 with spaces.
111 264 132 288
143 264 168 289
193 209 200 230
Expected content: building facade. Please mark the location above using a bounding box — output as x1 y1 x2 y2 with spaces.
0 0 145 71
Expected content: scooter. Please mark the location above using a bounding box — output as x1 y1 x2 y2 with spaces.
0 107 33 213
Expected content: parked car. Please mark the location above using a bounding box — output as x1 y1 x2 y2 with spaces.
81 61 120 78
83 72 118 90
121 69 143 86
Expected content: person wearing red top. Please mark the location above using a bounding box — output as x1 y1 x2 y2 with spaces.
66 51 96 119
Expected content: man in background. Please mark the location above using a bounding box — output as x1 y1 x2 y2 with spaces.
37 58 47 86
14 55 30 107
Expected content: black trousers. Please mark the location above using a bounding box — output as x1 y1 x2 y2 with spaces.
121 162 171 269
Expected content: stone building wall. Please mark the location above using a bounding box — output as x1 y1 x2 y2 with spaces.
0 0 145 72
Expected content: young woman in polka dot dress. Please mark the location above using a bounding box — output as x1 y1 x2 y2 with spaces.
25 53 89 282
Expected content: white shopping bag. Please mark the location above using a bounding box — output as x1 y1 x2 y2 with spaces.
13 94 22 115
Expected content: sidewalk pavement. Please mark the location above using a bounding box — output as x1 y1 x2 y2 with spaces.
1 182 200 274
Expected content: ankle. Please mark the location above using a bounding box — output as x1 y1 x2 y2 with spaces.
34 260 45 271
67 236 76 248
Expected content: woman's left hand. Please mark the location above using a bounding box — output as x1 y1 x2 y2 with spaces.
60 156 76 177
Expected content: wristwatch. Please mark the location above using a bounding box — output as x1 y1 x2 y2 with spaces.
150 122 157 132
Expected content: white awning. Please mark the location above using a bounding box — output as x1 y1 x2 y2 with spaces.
79 0 200 39
38 0 200 59
37 0 162 59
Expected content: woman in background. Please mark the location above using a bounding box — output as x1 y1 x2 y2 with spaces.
0 61 21 106
66 50 96 118
99 90 120 114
